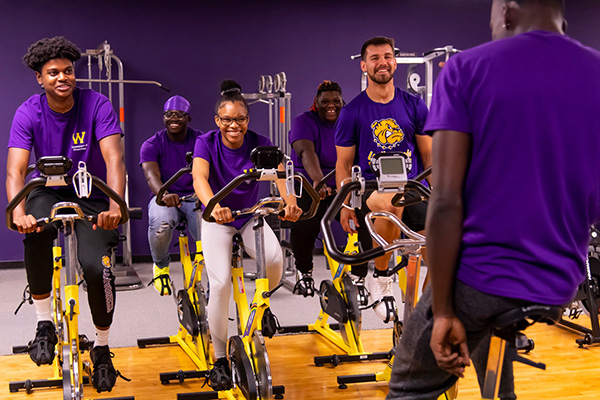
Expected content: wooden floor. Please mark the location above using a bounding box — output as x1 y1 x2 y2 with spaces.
0 318 598 400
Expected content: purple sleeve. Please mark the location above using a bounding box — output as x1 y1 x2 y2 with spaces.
289 112 316 145
334 106 356 147
94 96 123 141
194 133 212 162
414 97 430 136
424 57 470 135
8 104 34 150
139 136 159 166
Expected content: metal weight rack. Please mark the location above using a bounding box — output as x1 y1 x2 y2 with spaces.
78 41 170 290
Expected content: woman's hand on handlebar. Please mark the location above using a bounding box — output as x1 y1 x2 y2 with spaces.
340 207 359 234
211 206 233 224
163 193 181 208
95 209 122 231
14 213 43 234
280 204 302 222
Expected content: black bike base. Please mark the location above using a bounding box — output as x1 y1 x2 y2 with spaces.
137 336 172 348
9 376 90 393
314 351 392 367
160 369 209 385
277 323 339 334
337 373 377 389
559 318 600 347
177 384 285 399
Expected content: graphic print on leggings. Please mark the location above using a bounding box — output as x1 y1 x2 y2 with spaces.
102 255 114 313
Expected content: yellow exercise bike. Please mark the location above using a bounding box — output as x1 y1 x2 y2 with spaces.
6 156 132 400
137 152 212 384
182 146 319 400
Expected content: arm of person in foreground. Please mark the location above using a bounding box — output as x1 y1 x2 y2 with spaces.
426 129 471 378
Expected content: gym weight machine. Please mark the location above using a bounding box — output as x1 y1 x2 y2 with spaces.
77 41 170 290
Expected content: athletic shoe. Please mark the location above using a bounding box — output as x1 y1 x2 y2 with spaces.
293 273 315 297
348 274 369 306
91 345 119 392
28 320 58 366
367 273 397 323
150 264 171 296
208 357 232 391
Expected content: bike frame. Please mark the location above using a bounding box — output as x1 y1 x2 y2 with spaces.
62 215 84 399
170 234 210 371
312 233 364 354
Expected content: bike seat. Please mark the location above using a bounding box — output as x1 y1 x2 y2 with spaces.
490 305 562 343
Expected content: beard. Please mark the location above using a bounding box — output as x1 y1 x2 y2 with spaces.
367 69 394 85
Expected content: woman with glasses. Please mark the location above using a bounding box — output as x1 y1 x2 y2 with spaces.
191 80 302 390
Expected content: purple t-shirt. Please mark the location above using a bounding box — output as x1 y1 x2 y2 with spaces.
9 88 122 195
425 31 600 305
289 110 336 186
139 127 202 196
335 87 429 180
194 129 273 229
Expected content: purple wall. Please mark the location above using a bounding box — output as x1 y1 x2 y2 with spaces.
1 0 599 261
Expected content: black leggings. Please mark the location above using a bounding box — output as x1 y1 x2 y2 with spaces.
24 187 119 327
289 190 372 277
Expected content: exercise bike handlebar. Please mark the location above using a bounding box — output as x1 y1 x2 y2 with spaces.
391 166 431 207
314 169 337 194
365 211 426 249
155 165 197 206
202 170 320 223
321 178 428 265
230 197 286 220
6 175 130 231
155 151 196 206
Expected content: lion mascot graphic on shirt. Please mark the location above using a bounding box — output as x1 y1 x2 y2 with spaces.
371 118 404 150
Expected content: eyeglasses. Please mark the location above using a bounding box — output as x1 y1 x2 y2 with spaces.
217 116 249 126
163 110 188 119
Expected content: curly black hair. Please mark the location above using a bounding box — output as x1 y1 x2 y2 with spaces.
23 36 81 73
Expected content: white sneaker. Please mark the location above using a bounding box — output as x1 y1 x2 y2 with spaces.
367 273 397 322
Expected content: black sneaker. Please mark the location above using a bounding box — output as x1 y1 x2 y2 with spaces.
91 345 130 392
208 357 232 391
28 321 58 366
293 273 315 298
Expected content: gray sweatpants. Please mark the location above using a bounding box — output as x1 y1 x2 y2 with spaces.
387 281 531 400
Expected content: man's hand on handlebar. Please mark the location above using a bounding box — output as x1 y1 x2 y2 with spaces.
340 207 359 234
211 205 233 224
281 204 302 222
95 209 122 231
313 181 332 200
14 213 42 234
162 193 181 208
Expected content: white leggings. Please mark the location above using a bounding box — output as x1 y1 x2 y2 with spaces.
201 218 283 358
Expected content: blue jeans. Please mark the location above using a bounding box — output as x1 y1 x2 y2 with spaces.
147 196 200 268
